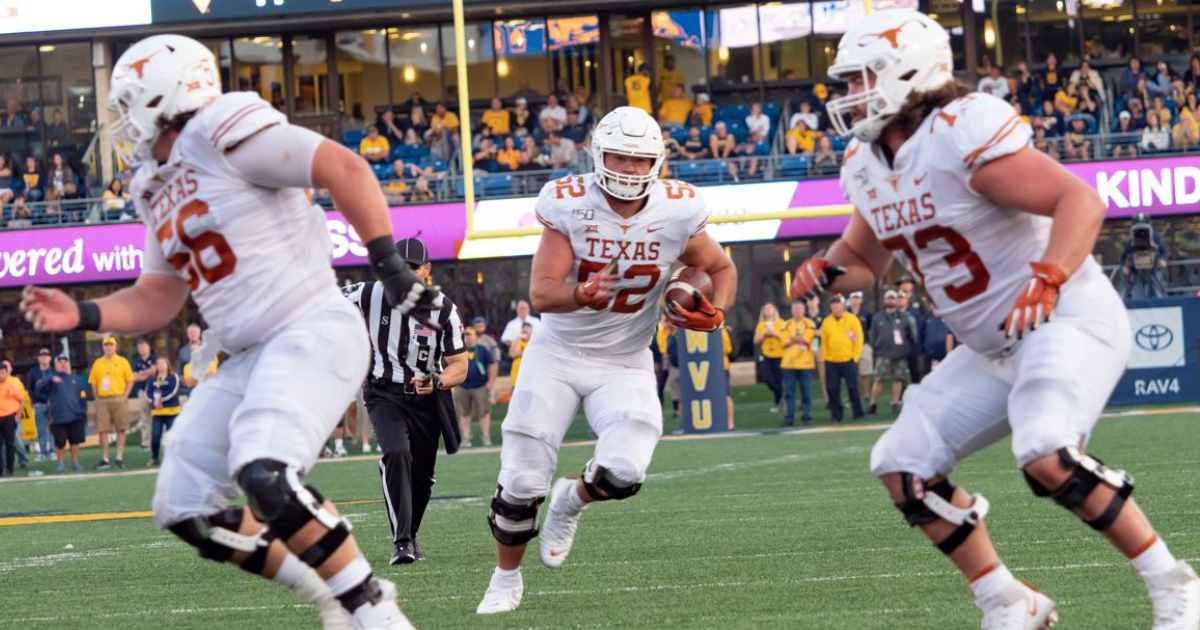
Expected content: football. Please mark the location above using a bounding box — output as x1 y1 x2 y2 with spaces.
665 266 714 311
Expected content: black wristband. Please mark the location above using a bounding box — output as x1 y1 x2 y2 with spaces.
76 301 101 331
364 236 399 270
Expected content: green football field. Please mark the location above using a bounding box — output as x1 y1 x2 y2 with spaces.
2 387 1197 630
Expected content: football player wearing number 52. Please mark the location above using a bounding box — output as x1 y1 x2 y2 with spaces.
476 106 736 614
791 10 1198 630
19 35 440 630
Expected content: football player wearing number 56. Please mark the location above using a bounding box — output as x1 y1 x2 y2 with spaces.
476 107 736 614
791 10 1198 630
19 35 440 630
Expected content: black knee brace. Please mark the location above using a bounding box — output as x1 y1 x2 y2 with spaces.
237 459 353 568
487 484 544 546
1023 446 1134 531
167 507 265 564
581 462 642 501
893 473 990 555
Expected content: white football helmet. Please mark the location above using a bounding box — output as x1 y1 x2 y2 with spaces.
825 10 953 142
590 106 665 201
109 35 221 165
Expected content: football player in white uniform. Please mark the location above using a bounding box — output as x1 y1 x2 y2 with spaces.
476 107 737 614
791 10 1199 630
19 35 440 630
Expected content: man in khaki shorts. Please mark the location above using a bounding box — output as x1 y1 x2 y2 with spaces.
88 337 134 469
454 328 497 447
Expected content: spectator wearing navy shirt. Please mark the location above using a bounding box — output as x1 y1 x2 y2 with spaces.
454 328 497 448
561 110 589 145
36 355 86 472
145 357 181 467
26 348 56 460
131 339 157 451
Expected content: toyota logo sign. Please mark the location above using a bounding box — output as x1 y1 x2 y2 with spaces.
1135 323 1174 351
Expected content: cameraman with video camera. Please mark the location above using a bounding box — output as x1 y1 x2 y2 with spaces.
1120 211 1169 299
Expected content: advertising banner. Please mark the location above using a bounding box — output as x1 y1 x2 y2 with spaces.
1110 297 1200 406
675 329 730 433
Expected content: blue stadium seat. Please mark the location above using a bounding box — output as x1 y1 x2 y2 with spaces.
547 168 571 180
371 163 391 180
830 136 848 152
778 155 810 178
679 159 724 185
717 104 749 124
752 141 771 156
419 156 447 172
392 144 431 161
341 129 366 148
485 175 515 196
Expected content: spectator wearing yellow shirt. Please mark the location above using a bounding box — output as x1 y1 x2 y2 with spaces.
182 356 219 389
658 85 694 125
0 361 27 476
430 101 459 132
781 302 816 426
508 323 533 387
818 295 864 423
88 337 135 469
722 327 735 430
658 54 685 103
481 97 511 135
689 92 714 127
2 359 32 469
358 125 390 164
625 64 652 114
753 303 786 413
409 176 435 203
1174 108 1200 149
496 136 522 172
1054 82 1079 117
786 120 823 155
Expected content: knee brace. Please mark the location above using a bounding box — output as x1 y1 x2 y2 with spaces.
581 458 642 502
236 459 353 568
893 473 990 555
1023 446 1134 531
167 507 267 565
487 484 545 546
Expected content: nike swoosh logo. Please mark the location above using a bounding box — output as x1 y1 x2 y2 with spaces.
647 226 664 233
914 172 929 185
549 549 565 556
1030 600 1037 617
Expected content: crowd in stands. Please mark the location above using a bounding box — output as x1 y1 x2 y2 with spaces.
975 51 1200 160
0 98 93 228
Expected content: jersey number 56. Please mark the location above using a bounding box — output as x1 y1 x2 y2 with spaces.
155 200 238 290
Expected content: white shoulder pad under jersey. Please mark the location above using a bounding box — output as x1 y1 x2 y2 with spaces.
938 93 1031 174
198 91 288 154
534 174 709 356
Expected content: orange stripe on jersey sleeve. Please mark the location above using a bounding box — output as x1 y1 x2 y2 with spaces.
535 212 555 229
693 217 708 235
210 103 271 148
963 114 1021 170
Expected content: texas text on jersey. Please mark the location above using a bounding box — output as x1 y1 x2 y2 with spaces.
132 91 338 352
531 172 708 356
839 92 1106 357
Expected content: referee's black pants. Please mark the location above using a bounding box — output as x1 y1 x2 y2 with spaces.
366 385 441 545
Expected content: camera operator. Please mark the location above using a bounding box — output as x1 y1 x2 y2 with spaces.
1120 211 1169 299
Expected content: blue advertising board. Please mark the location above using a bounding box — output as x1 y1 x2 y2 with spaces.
1109 297 1200 406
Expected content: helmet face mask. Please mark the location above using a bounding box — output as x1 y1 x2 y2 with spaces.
591 106 666 201
824 10 954 143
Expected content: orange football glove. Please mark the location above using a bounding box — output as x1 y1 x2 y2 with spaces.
790 257 846 301
1002 261 1068 339
666 291 726 332
574 258 619 310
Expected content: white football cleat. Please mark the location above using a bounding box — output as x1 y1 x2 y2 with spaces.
539 477 587 569
350 579 416 630
978 580 1057 630
1147 561 1200 630
476 582 523 615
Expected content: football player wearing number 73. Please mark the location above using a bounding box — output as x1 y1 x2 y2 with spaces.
791 10 1198 630
19 35 440 630
476 106 736 615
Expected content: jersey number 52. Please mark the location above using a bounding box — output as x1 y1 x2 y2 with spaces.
578 260 660 313
155 200 238 290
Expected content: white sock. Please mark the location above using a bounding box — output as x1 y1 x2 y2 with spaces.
273 553 308 588
490 566 522 590
334 438 345 451
560 483 588 515
970 563 1015 602
326 554 372 597
1131 536 1177 580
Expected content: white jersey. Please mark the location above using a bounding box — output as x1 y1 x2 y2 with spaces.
840 93 1107 358
133 92 337 352
532 174 709 356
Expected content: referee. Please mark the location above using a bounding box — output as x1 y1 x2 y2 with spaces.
343 237 467 565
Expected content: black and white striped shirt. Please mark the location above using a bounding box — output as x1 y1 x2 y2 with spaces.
342 281 466 385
